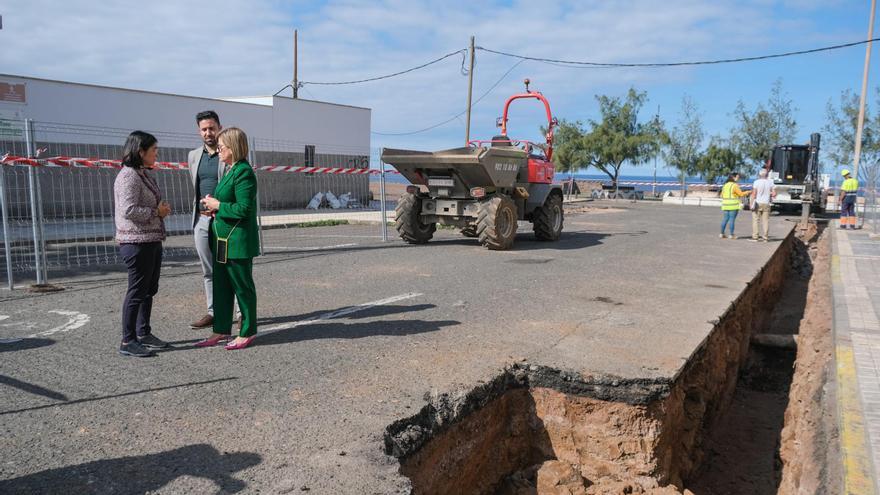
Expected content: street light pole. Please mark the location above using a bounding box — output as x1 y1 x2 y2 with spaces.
293 29 299 99
853 0 876 181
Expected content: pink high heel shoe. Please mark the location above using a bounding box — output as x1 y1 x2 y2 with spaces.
195 335 231 348
225 336 255 350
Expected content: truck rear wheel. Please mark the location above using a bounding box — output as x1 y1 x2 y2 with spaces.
533 193 563 241
395 193 435 244
477 195 517 250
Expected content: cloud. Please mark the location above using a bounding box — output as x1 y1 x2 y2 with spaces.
0 0 864 155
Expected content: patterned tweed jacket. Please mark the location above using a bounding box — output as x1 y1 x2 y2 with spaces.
113 166 166 244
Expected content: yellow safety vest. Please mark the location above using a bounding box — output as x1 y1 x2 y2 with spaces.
842 177 859 198
721 182 741 211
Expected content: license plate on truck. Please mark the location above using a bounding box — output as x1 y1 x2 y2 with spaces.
428 177 454 187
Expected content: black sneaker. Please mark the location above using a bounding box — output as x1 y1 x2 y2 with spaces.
119 341 154 357
139 334 170 349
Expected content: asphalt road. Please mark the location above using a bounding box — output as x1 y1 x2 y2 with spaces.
0 201 795 494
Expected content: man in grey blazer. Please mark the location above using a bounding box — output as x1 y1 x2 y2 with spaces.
188 110 237 328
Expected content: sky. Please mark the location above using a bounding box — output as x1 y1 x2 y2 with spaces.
0 0 876 175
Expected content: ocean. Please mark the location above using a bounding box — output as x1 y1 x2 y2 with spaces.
372 172 728 194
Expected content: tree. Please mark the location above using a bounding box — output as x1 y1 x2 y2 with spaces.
731 78 798 172
768 78 798 144
644 110 668 171
697 139 745 184
823 88 880 173
543 119 589 174
664 95 704 184
580 88 657 185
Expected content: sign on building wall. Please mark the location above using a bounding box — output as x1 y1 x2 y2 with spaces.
0 109 24 139
0 82 26 104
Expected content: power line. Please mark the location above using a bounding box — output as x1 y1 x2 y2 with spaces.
371 59 525 137
301 48 467 86
477 37 880 68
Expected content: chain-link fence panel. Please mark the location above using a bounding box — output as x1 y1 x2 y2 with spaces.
0 120 392 287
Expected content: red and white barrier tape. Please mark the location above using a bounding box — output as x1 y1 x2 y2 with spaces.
602 181 751 189
0 154 399 174
255 165 398 175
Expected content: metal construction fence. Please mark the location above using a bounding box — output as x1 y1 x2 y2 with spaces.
0 119 398 288
861 170 880 235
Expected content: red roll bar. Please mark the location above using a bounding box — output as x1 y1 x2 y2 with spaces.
497 81 556 161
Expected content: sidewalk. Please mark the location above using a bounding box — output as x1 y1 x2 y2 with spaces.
833 223 880 494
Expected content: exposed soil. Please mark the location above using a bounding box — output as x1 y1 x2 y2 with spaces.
388 231 794 494
777 225 838 494
684 342 796 495
683 225 820 494
390 223 834 495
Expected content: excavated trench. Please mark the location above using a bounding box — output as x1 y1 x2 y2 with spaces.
384 223 828 494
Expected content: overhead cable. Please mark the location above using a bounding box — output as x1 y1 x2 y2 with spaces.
477 37 880 68
372 59 524 136
301 48 467 85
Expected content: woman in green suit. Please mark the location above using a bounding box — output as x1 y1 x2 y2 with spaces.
197 127 260 350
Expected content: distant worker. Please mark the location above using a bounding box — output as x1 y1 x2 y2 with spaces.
720 172 749 239
750 169 776 242
839 169 859 230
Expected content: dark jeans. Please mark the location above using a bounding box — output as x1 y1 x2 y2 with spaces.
120 242 163 343
841 197 856 218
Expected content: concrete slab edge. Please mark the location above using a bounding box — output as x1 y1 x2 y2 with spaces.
383 363 672 459
384 223 797 463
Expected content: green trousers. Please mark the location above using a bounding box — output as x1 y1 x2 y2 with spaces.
212 257 257 338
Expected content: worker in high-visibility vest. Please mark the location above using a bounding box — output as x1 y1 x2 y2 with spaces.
720 172 749 239
839 169 859 230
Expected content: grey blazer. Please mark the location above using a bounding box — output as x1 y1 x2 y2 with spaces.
114 167 166 244
188 146 224 228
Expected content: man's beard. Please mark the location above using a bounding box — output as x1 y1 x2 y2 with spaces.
204 137 217 147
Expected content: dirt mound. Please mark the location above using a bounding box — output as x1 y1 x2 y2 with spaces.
777 226 837 494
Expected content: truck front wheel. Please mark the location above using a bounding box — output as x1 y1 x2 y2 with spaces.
533 193 564 241
477 195 517 250
395 193 436 244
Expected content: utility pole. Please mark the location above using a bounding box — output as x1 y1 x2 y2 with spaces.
464 36 475 146
853 0 876 180
293 29 299 99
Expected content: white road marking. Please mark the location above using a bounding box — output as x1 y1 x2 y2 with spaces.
36 310 91 338
0 315 8 322
262 243 358 252
287 234 385 239
261 293 423 335
0 310 90 344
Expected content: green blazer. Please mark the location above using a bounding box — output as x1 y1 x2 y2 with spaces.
212 160 260 259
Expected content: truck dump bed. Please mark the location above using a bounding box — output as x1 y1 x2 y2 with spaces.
381 146 528 189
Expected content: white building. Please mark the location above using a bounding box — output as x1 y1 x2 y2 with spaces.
0 74 372 213
0 74 371 167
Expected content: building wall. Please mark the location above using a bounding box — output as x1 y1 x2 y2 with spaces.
0 74 370 153
0 75 372 216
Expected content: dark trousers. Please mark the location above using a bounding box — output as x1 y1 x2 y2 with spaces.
213 258 257 338
841 197 856 218
120 242 163 343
